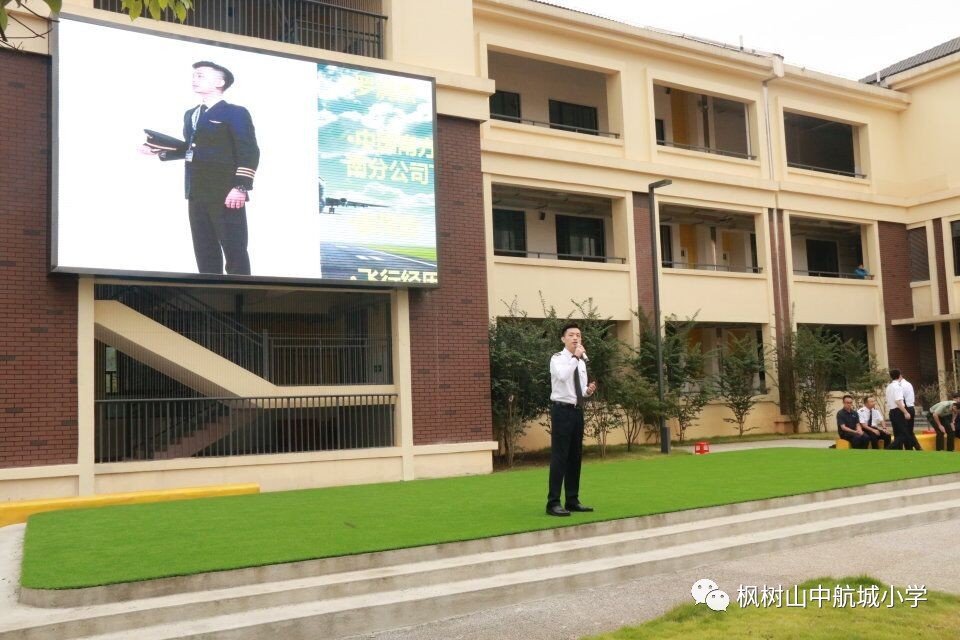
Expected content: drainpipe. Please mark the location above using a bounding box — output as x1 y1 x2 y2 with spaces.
762 55 786 328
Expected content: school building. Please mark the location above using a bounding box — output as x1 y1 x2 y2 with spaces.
2 0 959 500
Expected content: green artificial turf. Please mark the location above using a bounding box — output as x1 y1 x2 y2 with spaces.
20 449 960 590
584 576 960 639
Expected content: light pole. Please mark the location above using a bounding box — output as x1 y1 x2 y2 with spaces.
648 179 672 454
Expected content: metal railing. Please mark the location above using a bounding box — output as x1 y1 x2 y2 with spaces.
97 285 393 386
94 0 387 59
267 335 392 385
793 269 875 280
656 139 756 160
787 161 867 179
494 249 626 264
662 261 763 274
95 394 397 462
100 284 268 377
490 113 621 139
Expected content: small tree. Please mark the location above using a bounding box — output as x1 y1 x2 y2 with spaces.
488 302 552 467
614 371 666 451
717 333 766 437
793 326 842 433
633 309 712 444
844 346 890 413
583 388 624 458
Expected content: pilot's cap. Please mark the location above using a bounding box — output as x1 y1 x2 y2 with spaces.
193 61 235 90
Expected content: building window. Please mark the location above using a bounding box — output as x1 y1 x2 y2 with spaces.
490 90 521 122
653 85 753 159
493 209 527 257
952 221 960 276
556 215 605 261
908 227 930 282
548 99 599 135
805 239 839 277
660 225 673 267
784 112 863 178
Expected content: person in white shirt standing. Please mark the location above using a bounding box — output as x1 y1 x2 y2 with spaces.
885 369 922 451
857 395 892 449
546 323 597 517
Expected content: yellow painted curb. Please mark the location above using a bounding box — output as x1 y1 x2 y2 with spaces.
0 483 260 527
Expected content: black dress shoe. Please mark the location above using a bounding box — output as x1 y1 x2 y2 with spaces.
546 505 571 517
565 503 594 512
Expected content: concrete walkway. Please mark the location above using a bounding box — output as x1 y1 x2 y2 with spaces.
678 438 833 453
350 517 960 640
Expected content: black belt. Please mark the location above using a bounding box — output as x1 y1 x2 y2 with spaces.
553 401 581 410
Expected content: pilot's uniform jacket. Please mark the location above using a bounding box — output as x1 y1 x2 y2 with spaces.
160 100 259 275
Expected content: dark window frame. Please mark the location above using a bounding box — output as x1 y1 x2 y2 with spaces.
952 221 960 276
490 90 521 121
548 99 599 135
805 238 840 277
556 214 606 262
908 227 930 282
493 208 527 257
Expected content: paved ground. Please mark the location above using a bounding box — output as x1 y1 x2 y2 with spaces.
347 517 960 640
677 438 833 453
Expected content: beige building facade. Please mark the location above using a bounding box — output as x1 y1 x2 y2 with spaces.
2 0 959 499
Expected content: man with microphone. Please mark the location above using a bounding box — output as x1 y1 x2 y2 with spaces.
546 323 597 517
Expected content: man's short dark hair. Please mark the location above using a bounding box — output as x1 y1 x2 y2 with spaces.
560 322 580 338
952 391 960 399
193 61 235 91
842 394 854 402
889 369 901 381
863 395 874 404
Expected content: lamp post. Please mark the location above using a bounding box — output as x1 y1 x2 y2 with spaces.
648 179 672 454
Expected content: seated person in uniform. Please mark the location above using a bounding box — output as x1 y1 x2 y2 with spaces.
925 392 959 452
837 394 870 448
857 395 892 449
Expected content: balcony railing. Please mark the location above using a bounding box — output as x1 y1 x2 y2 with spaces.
656 139 756 161
793 269 875 280
490 113 620 139
95 394 397 462
94 0 387 59
787 161 867 179
662 261 763 274
494 249 626 264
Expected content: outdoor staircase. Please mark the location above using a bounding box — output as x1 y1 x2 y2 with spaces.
4 473 960 639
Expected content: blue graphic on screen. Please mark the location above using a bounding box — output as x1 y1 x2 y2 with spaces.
317 64 437 284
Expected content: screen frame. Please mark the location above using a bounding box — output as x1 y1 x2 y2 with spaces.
50 12 441 289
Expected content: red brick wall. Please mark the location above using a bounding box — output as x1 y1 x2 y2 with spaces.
408 116 491 444
768 209 791 344
878 221 919 382
632 193 654 314
0 50 78 468
933 218 950 314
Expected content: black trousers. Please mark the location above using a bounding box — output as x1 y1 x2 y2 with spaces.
927 414 956 451
188 199 251 275
889 407 922 451
839 431 870 449
547 403 584 508
863 428 892 449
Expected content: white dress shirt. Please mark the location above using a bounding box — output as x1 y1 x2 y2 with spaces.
901 379 916 407
885 378 915 412
857 406 886 429
550 348 591 405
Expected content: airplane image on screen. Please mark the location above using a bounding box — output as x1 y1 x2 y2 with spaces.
318 178 389 214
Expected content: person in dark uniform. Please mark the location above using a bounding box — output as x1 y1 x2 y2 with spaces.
140 61 260 275
546 323 597 517
837 394 870 448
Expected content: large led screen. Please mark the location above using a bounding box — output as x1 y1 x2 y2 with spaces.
53 17 438 286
